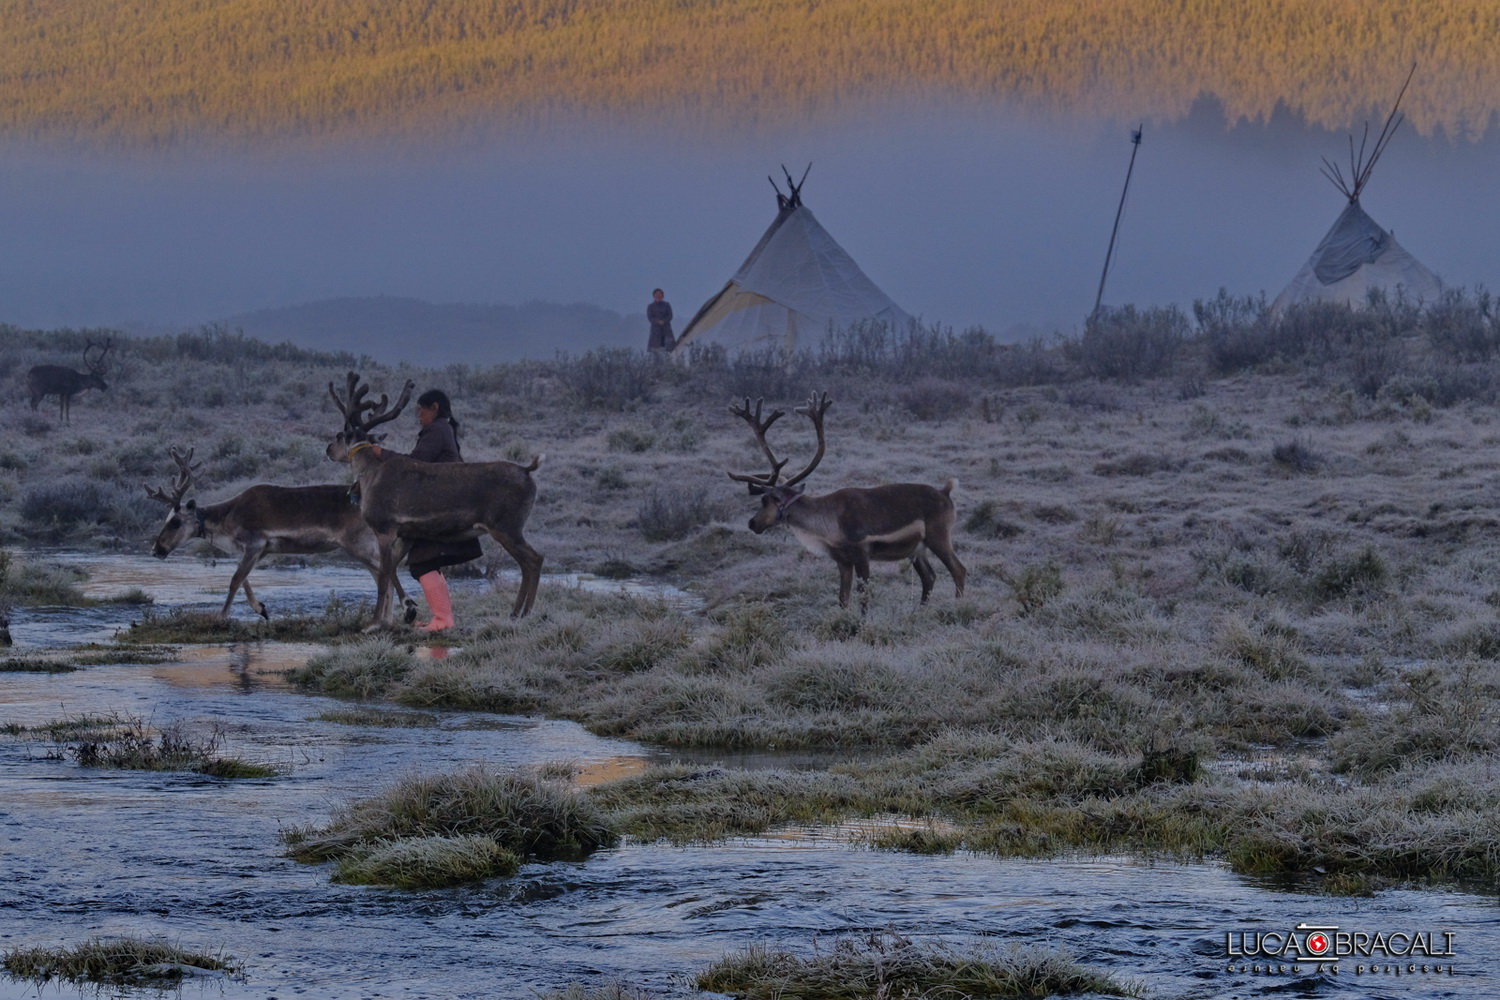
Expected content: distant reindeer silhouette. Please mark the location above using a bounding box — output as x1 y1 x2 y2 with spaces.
26 338 113 423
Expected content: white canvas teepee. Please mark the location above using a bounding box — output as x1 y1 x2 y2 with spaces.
1271 201 1440 314
673 170 911 355
1272 68 1441 315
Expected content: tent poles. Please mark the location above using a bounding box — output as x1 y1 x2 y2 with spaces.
1092 124 1143 321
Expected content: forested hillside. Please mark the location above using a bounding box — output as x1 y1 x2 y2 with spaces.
1 0 1496 146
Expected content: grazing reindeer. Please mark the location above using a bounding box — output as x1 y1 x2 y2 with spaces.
27 338 113 423
728 391 966 611
326 373 544 625
145 446 416 621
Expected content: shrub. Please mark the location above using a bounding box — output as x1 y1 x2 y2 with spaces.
963 498 1023 539
1195 288 1275 372
1423 288 1499 362
637 486 715 542
557 348 660 410
1271 437 1323 473
1309 546 1389 602
1065 304 1186 380
896 378 971 420
1006 561 1064 615
606 428 655 453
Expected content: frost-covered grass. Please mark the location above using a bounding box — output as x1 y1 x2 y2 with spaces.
9 307 1500 886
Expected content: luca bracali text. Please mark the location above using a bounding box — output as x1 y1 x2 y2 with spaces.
1222 923 1457 976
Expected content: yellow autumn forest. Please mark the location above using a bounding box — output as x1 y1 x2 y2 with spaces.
1 0 1497 146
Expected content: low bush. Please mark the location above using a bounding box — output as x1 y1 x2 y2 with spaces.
637 486 716 542
1066 304 1186 380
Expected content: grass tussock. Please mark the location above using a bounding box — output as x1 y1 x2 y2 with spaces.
316 707 442 727
0 548 89 606
0 655 77 672
331 835 521 889
2 937 234 987
284 765 616 886
697 931 1141 999
537 983 659 1000
35 712 281 778
287 639 414 699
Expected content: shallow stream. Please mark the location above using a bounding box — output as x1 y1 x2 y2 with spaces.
2 554 1497 999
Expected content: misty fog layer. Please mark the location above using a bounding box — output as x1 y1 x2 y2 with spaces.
2 99 1497 358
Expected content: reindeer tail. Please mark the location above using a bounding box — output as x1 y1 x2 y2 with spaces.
942 477 957 495
525 454 545 473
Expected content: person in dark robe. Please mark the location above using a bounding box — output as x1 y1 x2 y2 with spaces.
371 389 482 631
647 288 675 352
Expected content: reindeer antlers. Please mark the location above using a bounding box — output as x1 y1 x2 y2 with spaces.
726 391 832 489
328 372 415 435
727 397 789 487
143 446 200 508
83 336 113 374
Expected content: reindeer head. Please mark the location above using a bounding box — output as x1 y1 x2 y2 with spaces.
326 372 414 461
82 337 113 392
727 391 831 533
143 447 202 557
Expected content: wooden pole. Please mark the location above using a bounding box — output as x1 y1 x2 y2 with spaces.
1092 125 1144 321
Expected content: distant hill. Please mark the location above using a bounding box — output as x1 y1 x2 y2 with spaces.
222 297 641 365
0 0 1496 146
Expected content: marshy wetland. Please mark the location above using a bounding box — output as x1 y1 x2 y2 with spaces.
4 303 1500 997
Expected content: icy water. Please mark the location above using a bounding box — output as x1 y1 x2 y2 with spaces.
3 556 1498 999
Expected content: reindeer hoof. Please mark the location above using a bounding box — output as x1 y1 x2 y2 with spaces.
259 607 270 620
403 599 419 626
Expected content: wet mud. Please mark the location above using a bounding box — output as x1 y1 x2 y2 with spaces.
3 554 1498 999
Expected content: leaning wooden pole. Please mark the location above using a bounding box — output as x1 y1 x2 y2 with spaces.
1092 125 1144 321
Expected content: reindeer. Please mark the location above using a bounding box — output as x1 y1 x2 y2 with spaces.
728 391 966 611
326 373 544 625
27 338 113 423
145 447 416 621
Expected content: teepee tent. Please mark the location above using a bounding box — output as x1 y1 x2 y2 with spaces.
672 169 912 355
1272 69 1441 315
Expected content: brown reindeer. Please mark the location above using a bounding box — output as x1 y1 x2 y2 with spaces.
146 447 416 621
728 391 966 611
27 338 112 423
326 373 544 626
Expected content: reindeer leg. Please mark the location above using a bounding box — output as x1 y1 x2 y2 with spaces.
365 533 402 629
351 533 417 625
925 528 967 599
391 573 418 625
832 553 855 608
853 551 873 615
912 552 937 605
241 581 269 620
389 538 415 624
223 544 267 618
488 529 544 618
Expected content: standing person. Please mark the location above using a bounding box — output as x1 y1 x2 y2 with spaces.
647 288 675 352
371 389 482 631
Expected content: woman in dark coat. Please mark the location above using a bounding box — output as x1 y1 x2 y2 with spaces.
374 389 481 630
